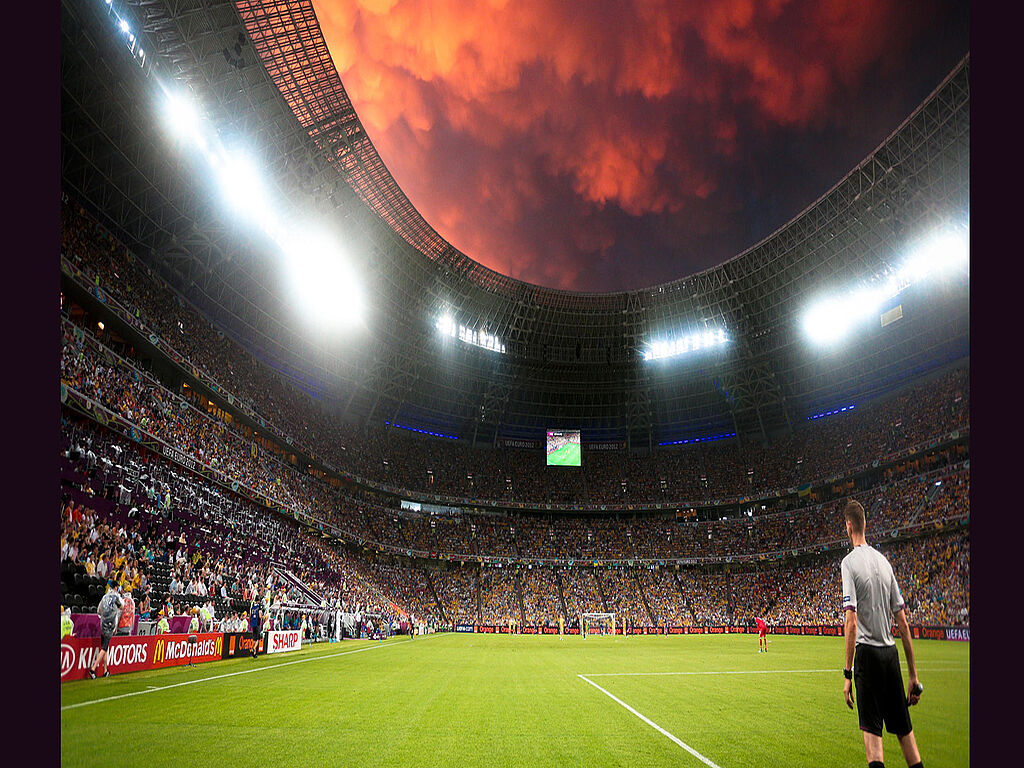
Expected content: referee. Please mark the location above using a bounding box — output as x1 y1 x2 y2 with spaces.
841 500 923 768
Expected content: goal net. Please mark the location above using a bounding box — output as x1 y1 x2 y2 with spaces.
581 612 616 637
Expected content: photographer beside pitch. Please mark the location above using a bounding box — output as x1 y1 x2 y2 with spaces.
841 500 924 768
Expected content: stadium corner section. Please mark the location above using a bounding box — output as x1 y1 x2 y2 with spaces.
61 629 309 682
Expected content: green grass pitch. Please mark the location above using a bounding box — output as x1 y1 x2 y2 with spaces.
60 633 968 767
547 442 581 466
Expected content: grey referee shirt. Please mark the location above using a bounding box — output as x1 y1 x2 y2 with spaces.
841 544 905 647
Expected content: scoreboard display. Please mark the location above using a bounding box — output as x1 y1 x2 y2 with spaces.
546 430 581 466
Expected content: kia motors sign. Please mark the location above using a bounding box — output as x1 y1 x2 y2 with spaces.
60 633 224 681
265 630 302 654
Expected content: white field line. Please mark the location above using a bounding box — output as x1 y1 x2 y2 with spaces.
61 636 434 712
582 667 968 677
578 674 723 768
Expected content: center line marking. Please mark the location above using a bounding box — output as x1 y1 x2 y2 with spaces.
578 674 723 768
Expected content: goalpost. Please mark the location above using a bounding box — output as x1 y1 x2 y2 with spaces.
581 612 616 638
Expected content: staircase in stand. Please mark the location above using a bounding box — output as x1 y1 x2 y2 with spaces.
474 566 482 625
907 482 944 527
554 569 570 623
514 569 527 629
633 568 657 627
270 561 322 606
424 569 447 624
672 569 694 624
593 569 611 614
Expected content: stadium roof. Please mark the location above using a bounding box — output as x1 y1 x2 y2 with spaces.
61 0 969 447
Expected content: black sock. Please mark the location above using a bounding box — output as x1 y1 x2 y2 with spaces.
868 762 885 768
909 763 923 768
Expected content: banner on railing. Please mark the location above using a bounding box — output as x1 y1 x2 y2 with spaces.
221 632 266 658
61 633 224 682
451 624 968 639
265 630 302 654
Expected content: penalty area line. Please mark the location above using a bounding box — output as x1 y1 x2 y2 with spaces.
61 636 434 712
577 674 723 768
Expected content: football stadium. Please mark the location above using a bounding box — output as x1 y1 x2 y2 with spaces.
60 1 969 766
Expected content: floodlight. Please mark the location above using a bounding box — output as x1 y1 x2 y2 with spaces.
283 230 362 330
901 230 969 283
436 313 456 337
802 224 968 346
645 326 728 361
216 152 272 224
802 297 853 345
119 19 130 34
162 92 204 146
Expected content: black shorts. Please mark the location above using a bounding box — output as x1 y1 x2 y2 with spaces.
100 620 116 651
854 643 912 737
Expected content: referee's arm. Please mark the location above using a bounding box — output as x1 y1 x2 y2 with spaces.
841 558 857 709
894 608 922 706
843 608 857 708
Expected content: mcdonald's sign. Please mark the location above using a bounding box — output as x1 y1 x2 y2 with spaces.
60 633 227 682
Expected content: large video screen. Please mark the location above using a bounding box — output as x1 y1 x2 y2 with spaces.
546 430 581 466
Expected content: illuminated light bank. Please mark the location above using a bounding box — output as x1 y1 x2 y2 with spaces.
100 0 365 333
157 88 362 329
802 226 968 346
435 314 505 354
100 0 147 67
644 328 728 362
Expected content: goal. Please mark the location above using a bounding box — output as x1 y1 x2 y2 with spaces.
581 612 616 637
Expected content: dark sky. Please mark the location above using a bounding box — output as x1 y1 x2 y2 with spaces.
313 0 970 293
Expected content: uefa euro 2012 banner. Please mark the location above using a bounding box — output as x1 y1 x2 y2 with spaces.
60 633 224 682
454 625 969 640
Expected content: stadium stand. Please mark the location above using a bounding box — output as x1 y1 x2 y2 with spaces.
61 200 969 510
60 191 969 636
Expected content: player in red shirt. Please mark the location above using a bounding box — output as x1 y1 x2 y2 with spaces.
755 616 768 653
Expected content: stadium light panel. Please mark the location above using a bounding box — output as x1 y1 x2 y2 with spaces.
216 152 273 224
802 224 968 346
119 19 130 34
283 231 363 331
436 314 456 338
899 229 969 284
152 59 364 336
162 92 204 147
435 312 505 353
645 327 728 361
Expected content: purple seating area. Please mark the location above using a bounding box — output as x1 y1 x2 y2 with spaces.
59 414 430 631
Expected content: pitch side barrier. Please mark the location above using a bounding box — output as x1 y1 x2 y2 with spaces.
61 629 311 682
61 632 225 682
452 624 969 641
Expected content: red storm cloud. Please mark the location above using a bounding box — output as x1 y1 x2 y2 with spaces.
310 0 952 291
